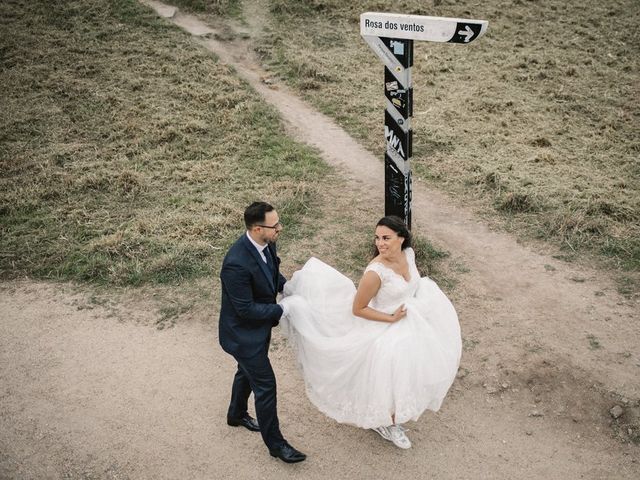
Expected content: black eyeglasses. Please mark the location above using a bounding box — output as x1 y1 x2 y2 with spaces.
257 222 283 230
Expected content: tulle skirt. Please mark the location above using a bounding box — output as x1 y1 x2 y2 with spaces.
280 258 461 428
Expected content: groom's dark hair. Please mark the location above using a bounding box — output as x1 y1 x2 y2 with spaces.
244 201 274 229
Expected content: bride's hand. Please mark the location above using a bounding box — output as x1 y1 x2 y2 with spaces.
390 304 407 323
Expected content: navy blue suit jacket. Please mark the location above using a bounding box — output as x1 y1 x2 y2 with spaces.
219 234 286 359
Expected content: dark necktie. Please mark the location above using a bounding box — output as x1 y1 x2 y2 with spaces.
265 247 275 277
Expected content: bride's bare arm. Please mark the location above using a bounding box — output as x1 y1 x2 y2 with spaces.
352 271 406 323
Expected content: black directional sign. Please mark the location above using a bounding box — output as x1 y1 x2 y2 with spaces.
362 12 488 229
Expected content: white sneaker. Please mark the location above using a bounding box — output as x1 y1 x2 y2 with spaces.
372 426 391 441
388 424 411 449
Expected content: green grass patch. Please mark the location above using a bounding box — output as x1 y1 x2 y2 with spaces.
587 334 602 350
169 0 238 15
0 0 329 286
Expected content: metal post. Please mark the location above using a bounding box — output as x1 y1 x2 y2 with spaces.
382 37 413 228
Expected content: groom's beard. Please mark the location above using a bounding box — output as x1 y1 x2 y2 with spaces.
265 233 279 244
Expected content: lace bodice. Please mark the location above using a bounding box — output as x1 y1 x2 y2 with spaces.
364 247 420 314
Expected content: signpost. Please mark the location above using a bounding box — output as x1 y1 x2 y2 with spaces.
361 12 488 228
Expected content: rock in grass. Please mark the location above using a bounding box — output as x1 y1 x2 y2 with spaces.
610 405 624 419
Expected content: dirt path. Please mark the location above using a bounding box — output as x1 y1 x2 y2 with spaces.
1 1 638 478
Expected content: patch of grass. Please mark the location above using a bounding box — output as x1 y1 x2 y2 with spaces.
412 234 450 283
615 275 640 298
495 191 540 213
587 334 602 350
452 260 471 274
157 299 195 329
254 0 640 292
169 0 239 15
0 0 329 286
463 337 480 352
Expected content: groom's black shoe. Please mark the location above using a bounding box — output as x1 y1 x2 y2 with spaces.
227 414 260 432
269 442 307 463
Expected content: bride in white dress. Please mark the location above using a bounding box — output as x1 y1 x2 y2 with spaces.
280 216 461 449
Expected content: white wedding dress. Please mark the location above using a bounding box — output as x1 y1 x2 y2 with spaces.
280 247 461 429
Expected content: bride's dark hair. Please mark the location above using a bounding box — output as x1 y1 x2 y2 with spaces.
372 215 412 257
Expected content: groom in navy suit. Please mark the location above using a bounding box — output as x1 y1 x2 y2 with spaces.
219 201 306 463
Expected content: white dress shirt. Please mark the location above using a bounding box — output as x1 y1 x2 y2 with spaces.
246 232 269 263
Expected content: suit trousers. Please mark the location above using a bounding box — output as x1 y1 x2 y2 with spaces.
228 345 285 450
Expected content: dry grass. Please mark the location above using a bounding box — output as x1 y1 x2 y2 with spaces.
0 0 451 298
0 0 329 286
254 0 640 293
170 0 237 14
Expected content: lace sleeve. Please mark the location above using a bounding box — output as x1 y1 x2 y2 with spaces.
364 262 386 280
405 247 416 263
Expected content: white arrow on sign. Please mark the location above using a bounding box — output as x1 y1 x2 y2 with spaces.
458 25 475 42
